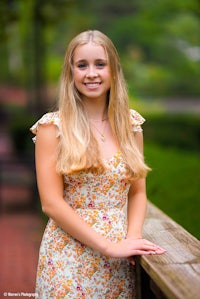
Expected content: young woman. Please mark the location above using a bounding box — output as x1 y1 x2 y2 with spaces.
31 30 165 299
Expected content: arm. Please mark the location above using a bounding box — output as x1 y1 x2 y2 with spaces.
127 131 147 238
127 178 147 238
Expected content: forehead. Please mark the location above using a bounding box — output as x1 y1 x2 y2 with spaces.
73 43 107 62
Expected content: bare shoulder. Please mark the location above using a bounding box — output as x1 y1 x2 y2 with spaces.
134 131 144 153
35 123 59 154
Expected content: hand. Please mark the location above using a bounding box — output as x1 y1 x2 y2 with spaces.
104 237 166 259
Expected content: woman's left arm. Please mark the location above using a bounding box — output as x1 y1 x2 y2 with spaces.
127 131 147 239
127 178 147 238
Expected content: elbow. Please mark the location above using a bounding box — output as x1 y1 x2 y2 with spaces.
41 201 55 218
41 204 49 215
40 195 64 218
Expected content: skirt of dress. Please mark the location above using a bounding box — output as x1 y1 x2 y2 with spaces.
36 218 136 299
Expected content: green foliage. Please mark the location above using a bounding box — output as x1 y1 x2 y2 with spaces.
145 143 200 239
1 0 200 97
109 1 200 97
143 113 200 152
107 0 200 96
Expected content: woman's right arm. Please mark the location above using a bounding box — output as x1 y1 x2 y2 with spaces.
35 124 111 254
35 124 165 257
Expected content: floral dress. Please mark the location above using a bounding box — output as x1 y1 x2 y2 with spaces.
30 109 145 299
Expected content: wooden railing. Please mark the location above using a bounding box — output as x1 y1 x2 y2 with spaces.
135 202 200 299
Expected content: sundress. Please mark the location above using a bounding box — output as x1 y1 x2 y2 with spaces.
30 109 145 299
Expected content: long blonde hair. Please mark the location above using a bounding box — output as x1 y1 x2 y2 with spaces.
57 30 150 180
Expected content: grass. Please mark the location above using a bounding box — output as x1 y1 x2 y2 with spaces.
145 142 200 239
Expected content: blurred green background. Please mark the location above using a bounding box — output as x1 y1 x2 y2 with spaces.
0 0 199 238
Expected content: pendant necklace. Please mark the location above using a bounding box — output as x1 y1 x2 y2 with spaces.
90 119 107 142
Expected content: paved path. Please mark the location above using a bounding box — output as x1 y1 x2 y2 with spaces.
0 142 45 298
0 211 44 299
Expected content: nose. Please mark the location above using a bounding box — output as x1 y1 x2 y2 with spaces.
86 66 97 78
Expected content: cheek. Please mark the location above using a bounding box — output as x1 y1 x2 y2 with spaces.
105 71 111 86
105 68 111 79
73 71 82 84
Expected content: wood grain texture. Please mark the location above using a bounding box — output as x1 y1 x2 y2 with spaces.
138 201 200 299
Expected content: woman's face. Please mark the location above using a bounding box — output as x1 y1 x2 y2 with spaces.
73 43 111 103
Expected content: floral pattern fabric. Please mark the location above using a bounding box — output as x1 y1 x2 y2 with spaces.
30 110 145 299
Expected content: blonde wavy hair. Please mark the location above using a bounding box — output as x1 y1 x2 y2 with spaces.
57 30 150 180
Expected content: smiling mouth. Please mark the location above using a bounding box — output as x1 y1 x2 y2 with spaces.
84 82 101 87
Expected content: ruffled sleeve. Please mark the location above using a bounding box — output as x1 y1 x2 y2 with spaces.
30 111 60 143
130 109 145 132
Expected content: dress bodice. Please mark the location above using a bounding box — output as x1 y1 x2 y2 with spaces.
63 151 130 211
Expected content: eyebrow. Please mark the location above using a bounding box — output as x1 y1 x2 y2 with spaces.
74 58 108 64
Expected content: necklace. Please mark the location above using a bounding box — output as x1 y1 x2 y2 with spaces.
89 117 108 122
90 120 107 142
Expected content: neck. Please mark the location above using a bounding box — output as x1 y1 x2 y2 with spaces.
84 99 108 121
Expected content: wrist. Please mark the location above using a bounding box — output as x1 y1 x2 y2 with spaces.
99 239 115 257
126 227 143 239
95 237 113 256
126 232 142 239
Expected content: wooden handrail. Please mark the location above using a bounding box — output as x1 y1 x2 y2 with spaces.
136 202 200 299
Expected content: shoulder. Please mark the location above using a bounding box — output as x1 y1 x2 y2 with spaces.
30 111 60 143
129 109 145 132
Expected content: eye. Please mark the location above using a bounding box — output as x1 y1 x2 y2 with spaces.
96 62 106 68
77 63 87 69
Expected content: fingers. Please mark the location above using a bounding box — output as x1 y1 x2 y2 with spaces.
144 242 166 253
127 237 166 255
110 238 166 259
143 244 166 254
129 247 166 260
128 257 135 265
